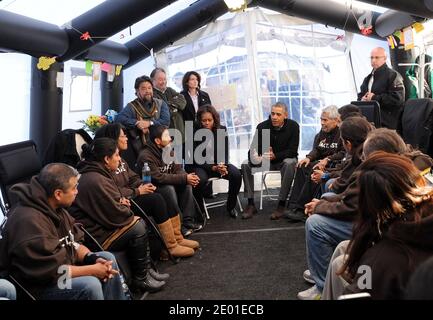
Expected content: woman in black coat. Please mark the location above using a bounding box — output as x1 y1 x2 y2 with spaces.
188 105 242 218
180 71 212 124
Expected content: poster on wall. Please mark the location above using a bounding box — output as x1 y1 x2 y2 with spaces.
205 84 238 111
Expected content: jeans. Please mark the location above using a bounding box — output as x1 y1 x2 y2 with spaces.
305 214 353 291
0 279 16 300
33 251 127 300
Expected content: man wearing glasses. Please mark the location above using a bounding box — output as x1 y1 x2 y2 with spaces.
358 47 405 129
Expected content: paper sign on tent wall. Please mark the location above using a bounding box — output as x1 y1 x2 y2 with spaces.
205 84 238 112
93 62 101 81
403 27 414 50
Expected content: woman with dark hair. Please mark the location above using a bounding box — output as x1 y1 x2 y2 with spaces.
180 71 212 124
69 138 166 296
189 105 242 218
341 152 433 299
94 124 195 259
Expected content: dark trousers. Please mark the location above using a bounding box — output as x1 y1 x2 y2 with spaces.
288 162 321 210
156 184 198 225
132 192 176 224
192 164 242 212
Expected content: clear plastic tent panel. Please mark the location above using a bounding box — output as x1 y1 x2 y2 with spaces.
160 8 358 164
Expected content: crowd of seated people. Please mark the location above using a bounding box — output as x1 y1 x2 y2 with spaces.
2 49 433 300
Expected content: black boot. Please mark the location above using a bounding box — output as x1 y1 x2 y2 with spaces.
128 234 166 293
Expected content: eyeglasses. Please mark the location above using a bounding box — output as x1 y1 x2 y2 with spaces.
370 56 385 60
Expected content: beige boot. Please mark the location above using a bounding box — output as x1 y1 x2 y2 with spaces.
171 215 200 249
158 220 194 257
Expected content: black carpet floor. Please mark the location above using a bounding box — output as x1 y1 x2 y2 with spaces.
147 191 312 300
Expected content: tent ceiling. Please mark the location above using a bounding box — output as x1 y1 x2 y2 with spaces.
0 0 428 66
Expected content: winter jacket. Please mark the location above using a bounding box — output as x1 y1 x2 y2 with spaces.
154 86 187 142
0 177 84 291
358 63 405 129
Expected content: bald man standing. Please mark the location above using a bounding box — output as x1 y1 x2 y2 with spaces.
358 47 405 129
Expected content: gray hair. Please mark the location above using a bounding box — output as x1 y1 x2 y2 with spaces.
272 102 288 113
321 105 339 119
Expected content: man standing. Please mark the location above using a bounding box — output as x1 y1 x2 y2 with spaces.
151 68 187 146
358 47 405 129
241 102 300 220
0 163 125 300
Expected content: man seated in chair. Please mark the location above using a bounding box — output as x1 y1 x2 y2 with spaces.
241 102 300 220
137 125 203 236
0 163 126 300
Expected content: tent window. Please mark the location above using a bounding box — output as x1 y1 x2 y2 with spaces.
69 67 92 112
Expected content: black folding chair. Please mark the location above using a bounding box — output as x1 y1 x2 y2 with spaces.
0 140 134 299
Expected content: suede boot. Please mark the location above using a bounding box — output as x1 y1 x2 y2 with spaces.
170 215 200 249
158 219 195 257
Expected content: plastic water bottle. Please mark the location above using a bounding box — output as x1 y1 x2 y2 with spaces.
142 162 151 184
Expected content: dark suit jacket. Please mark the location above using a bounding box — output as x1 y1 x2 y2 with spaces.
180 89 212 123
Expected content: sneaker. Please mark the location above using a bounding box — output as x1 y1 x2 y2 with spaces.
228 208 238 218
181 226 193 237
184 222 203 232
303 269 315 284
297 285 321 300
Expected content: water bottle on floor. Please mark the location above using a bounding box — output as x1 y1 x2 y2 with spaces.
142 162 151 184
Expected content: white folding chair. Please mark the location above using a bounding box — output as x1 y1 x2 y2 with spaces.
202 177 243 219
259 170 281 210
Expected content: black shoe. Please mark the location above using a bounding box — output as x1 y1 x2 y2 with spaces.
228 208 238 218
285 208 307 222
149 268 170 281
183 222 203 232
131 274 165 294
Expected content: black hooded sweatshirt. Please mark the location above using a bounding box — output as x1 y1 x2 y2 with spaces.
0 177 83 292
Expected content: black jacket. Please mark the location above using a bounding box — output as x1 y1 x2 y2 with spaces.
43 129 93 167
248 117 299 165
180 89 212 123
358 64 405 129
193 125 229 171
